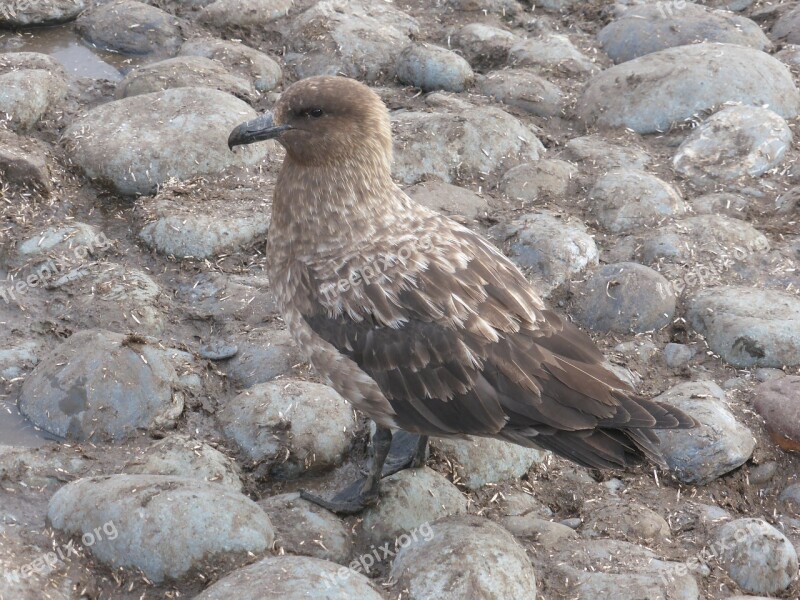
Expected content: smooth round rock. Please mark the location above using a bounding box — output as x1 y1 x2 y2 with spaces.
396 43 474 92
663 343 695 368
478 69 562 117
753 376 800 452
452 23 518 70
499 159 578 203
780 483 800 514
63 87 268 196
0 129 53 195
773 5 800 44
572 262 676 334
194 555 385 600
19 330 183 443
577 43 800 133
509 33 598 75
687 286 800 368
563 134 651 171
179 38 282 92
654 381 755 484
223 328 303 388
217 379 357 479
581 501 670 543
198 0 292 30
390 516 537 599
0 0 86 26
715 518 798 594
0 69 67 132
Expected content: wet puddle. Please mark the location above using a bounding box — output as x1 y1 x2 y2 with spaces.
0 399 55 447
0 24 142 80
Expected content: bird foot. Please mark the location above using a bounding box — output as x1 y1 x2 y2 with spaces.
299 480 379 515
381 431 429 476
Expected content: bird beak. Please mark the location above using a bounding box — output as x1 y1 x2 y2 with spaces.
228 112 292 150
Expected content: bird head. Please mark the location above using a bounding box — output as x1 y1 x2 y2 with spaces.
228 76 393 169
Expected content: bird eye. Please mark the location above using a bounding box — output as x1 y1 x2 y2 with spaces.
308 108 324 118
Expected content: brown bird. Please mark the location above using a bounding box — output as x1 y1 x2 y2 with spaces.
228 76 695 514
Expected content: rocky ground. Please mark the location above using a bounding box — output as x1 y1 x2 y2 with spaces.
0 0 799 598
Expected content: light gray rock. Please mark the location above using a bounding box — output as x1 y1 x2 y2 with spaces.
691 192 749 218
258 492 353 564
687 286 800 368
663 343 695 368
392 103 543 184
0 0 86 26
179 39 282 92
396 43 474 92
581 501 670 543
452 23 518 70
589 169 686 233
478 69 562 117
599 4 770 63
0 339 40 379
8 222 109 271
174 272 280 324
673 106 792 187
0 69 67 131
500 515 577 546
572 262 676 333
47 474 274 582
500 491 553 518
224 328 303 388
198 0 291 29
117 56 254 100
432 436 546 490
499 159 578 203
0 525 76 600
194 555 385 600
391 516 537 599
489 211 598 296
773 5 800 44
654 380 755 484
63 87 268 196
775 43 800 68
715 518 798 594
780 483 800 514
359 467 467 546
577 43 800 133
405 180 488 221
76 0 185 56
0 51 66 77
0 444 89 489
218 379 357 479
19 330 184 442
563 135 651 171
753 376 800 453
124 434 243 491
0 129 53 195
509 33 598 75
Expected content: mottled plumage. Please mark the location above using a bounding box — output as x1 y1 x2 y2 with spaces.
229 76 694 485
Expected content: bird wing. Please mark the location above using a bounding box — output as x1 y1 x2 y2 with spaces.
296 215 689 468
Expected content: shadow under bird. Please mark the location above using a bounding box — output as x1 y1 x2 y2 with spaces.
228 75 696 514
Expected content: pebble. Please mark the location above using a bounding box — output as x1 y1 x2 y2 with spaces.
499 159 578 203
359 467 467 547
431 436 546 490
748 462 778 486
754 368 785 382
589 168 686 233
47 474 275 582
76 0 185 56
178 38 282 92
19 329 184 442
396 43 474 92
753 376 800 452
581 500 670 543
258 492 353 564
217 379 357 478
0 0 87 26
714 518 799 594
390 516 538 599
405 180 488 222
664 343 695 368
578 43 800 133
194 555 385 600
489 210 598 297
117 56 255 100
673 106 792 187
614 339 659 362
509 33 598 75
687 286 800 368
0 69 67 132
63 87 268 196
198 0 292 30
452 23 518 70
653 380 756 484
123 433 244 491
223 328 303 388
478 69 562 117
599 4 770 63
571 262 676 334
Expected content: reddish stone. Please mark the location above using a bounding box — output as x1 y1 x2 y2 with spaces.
754 376 800 453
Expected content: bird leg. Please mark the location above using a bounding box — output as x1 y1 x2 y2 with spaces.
299 427 428 515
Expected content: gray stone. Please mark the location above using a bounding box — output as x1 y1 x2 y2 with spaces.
198 0 291 29
174 272 280 324
577 43 800 133
63 87 268 196
663 343 695 368
563 135 651 171
124 433 243 491
0 69 67 132
753 376 800 452
478 69 562 117
0 525 76 600
179 39 282 92
589 169 686 233
687 286 800 368
714 518 798 594
754 368 785 382
405 180 488 221
0 51 66 77
76 0 185 56
117 56 254 100
691 192 749 219
396 43 474 92
0 0 87 26
599 4 770 63
581 501 670 543
390 516 537 599
0 129 53 195
775 43 800 68
673 106 792 187
19 330 183 443
8 222 108 271
500 491 553 518
0 340 40 379
217 379 357 478
224 328 303 388
194 555 385 600
499 159 578 203
392 103 543 184
47 474 274 582
509 33 598 75
489 211 598 297
452 23 518 70
500 515 577 546
748 461 778 485
572 262 676 334
773 5 800 44
654 380 755 484
0 444 89 489
432 436 546 490
258 492 353 564
780 483 800 514
359 467 467 546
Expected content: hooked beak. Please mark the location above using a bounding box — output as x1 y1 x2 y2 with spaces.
228 112 292 150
